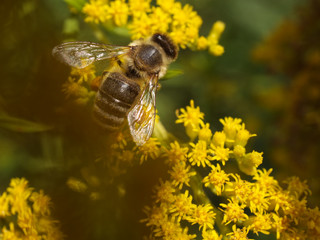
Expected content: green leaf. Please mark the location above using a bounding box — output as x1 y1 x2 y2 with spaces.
64 0 87 12
161 69 184 81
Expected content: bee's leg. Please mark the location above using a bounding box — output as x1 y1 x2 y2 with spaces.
157 83 161 91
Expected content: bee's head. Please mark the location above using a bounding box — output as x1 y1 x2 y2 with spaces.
151 33 178 61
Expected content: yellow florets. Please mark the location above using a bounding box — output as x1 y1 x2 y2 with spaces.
0 178 63 240
79 0 225 55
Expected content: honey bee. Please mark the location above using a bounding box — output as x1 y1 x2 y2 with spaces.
52 34 178 145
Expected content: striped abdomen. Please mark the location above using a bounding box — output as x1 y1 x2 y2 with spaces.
93 72 140 131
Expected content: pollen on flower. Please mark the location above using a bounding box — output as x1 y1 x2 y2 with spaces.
176 100 204 128
219 198 248 224
163 141 188 166
188 140 210 167
168 162 196 189
82 0 110 24
202 164 229 195
209 145 232 165
187 204 216 231
134 137 161 164
108 0 129 26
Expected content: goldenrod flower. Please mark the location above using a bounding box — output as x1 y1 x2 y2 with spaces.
203 164 229 195
163 140 188 166
198 123 212 143
202 230 223 240
108 0 129 26
82 0 110 24
0 192 10 217
176 100 204 133
170 190 194 222
169 162 196 189
220 199 248 224
187 204 215 231
30 190 52 216
209 145 232 166
188 140 210 167
247 185 270 213
226 174 252 204
212 131 227 147
234 124 256 147
129 0 151 17
134 137 161 164
70 64 96 83
247 212 272 235
226 225 250 240
284 176 311 198
233 144 246 158
153 179 175 203
253 168 279 194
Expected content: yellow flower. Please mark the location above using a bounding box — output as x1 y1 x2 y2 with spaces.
1 222 22 240
156 0 175 13
163 140 188 166
153 179 175 203
284 176 311 198
169 162 196 189
247 212 272 235
234 124 256 147
220 199 248 224
82 0 110 24
253 168 279 194
170 190 194 222
134 137 161 164
247 185 270 213
188 140 210 167
269 190 291 213
226 225 250 240
108 0 129 26
176 100 204 129
209 144 232 165
0 192 10 217
187 204 216 231
209 44 224 56
129 13 153 40
198 123 212 143
142 205 168 227
202 229 223 240
196 36 208 50
66 177 88 193
70 64 96 83
237 150 263 175
233 144 246 158
212 131 227 147
203 164 229 195
226 174 252 204
129 0 151 17
7 178 32 215
220 117 242 143
149 7 171 33
30 190 51 216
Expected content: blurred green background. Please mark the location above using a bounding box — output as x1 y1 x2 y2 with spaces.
1 0 319 239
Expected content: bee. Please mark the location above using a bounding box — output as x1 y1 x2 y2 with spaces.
52 34 178 145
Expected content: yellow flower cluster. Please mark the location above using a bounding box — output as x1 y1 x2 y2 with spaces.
0 178 63 240
137 100 319 239
78 0 225 55
62 64 97 105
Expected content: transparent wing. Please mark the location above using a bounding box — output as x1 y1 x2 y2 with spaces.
52 41 131 69
127 75 159 146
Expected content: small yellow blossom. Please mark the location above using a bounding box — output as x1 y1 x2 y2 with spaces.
226 225 250 240
82 0 110 24
0 192 10 217
247 212 272 235
203 164 229 195
153 180 175 203
169 162 196 189
253 168 279 194
129 13 153 39
149 7 171 33
170 190 194 222
188 140 210 167
66 177 88 193
196 36 208 50
284 176 311 198
212 131 227 147
142 205 168 227
163 140 188 166
30 190 51 216
226 174 252 203
209 45 224 56
209 144 232 165
233 144 246 158
219 117 242 144
237 150 263 175
70 64 96 83
187 204 216 231
247 185 270 213
176 100 204 130
234 124 256 147
134 137 161 164
202 230 223 240
129 0 151 17
220 199 248 224
108 0 129 26
269 190 291 213
198 123 212 143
